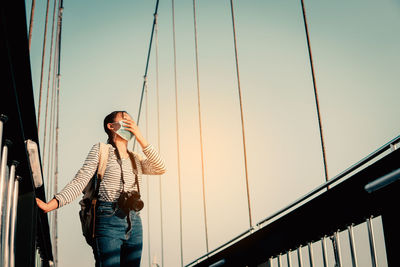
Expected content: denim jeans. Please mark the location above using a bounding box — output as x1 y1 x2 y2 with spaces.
93 201 143 267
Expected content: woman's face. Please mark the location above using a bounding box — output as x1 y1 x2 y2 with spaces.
108 112 132 138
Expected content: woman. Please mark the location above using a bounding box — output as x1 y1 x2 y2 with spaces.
36 111 166 266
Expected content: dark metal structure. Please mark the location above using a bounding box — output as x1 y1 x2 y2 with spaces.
187 135 400 267
1 0 54 266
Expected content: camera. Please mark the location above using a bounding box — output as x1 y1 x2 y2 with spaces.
118 190 144 212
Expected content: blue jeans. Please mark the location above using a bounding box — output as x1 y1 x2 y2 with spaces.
93 201 143 267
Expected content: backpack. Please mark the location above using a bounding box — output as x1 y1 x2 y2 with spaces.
79 143 110 247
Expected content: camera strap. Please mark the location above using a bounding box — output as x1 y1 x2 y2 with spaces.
113 144 140 195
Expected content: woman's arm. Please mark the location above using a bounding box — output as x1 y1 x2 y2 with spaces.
123 119 166 175
137 144 167 175
36 143 100 212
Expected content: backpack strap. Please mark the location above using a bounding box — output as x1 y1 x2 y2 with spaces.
97 143 110 180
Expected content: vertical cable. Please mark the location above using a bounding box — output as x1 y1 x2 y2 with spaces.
46 53 57 202
229 0 253 227
300 0 328 182
133 0 160 151
53 2 63 264
144 75 152 267
154 13 165 267
171 0 184 265
37 0 51 134
192 0 209 253
42 0 57 170
28 0 37 50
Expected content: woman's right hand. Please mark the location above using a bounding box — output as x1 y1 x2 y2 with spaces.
36 198 58 213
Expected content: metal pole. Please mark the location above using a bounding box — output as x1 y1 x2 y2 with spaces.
308 242 314 267
0 140 12 232
321 236 328 267
367 217 377 267
297 247 303 267
9 175 20 267
4 161 18 267
287 251 292 267
277 254 282 267
347 225 358 267
0 115 8 156
268 257 274 267
332 232 342 267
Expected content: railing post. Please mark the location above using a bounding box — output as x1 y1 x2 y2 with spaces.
0 114 8 158
297 247 303 267
321 236 328 267
347 224 358 267
332 232 342 267
307 243 314 267
0 139 12 262
9 175 21 267
366 217 377 267
3 161 18 267
287 251 292 267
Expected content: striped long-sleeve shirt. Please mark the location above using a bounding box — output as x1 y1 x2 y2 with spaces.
54 143 166 208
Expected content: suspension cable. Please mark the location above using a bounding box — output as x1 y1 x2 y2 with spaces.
171 0 184 266
37 0 51 135
133 0 160 151
192 0 209 253
300 0 328 182
145 78 152 267
53 2 64 264
154 12 165 267
42 0 57 170
28 0 37 50
229 0 253 228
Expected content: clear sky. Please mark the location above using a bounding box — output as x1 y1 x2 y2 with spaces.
26 0 400 266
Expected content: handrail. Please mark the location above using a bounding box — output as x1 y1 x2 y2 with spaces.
185 134 400 266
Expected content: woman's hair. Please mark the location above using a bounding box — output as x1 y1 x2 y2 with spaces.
103 110 128 144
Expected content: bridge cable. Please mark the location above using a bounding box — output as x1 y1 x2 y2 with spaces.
154 13 166 267
52 2 64 264
192 0 209 253
133 0 160 151
42 0 57 172
300 0 328 182
144 74 152 266
229 0 253 228
171 0 184 266
37 0 51 135
28 0 37 50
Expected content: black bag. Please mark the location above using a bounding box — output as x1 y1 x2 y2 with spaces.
79 170 100 247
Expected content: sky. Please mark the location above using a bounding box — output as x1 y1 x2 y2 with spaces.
26 0 400 266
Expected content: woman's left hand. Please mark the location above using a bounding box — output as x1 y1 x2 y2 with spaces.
122 119 149 148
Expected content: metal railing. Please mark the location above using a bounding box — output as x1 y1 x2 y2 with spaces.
186 134 400 266
265 216 383 267
0 115 22 267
